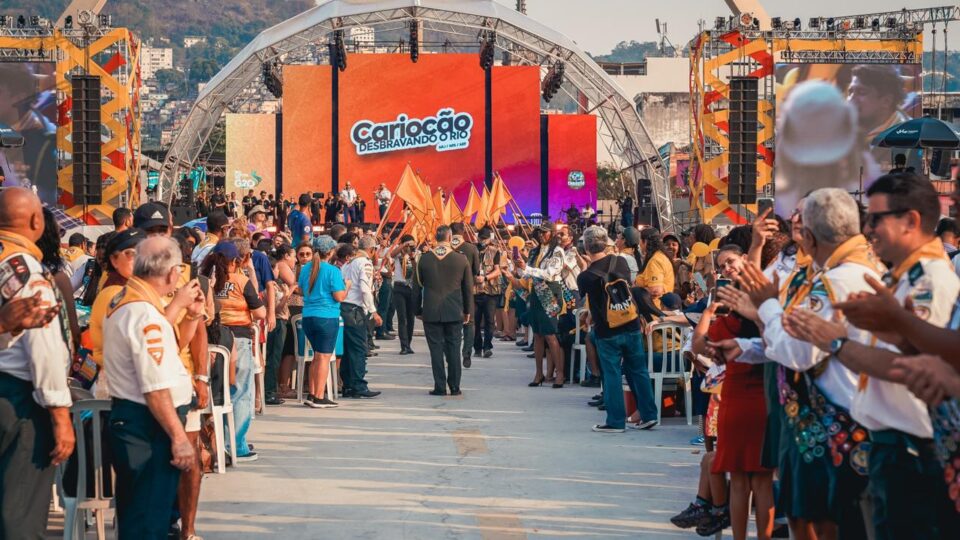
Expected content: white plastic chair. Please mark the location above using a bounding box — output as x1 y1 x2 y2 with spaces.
252 323 266 416
291 314 339 402
57 399 113 540
647 322 693 425
572 309 589 383
205 344 238 474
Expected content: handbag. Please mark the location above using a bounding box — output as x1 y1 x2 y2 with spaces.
700 363 725 394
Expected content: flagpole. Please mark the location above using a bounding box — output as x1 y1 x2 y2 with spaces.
374 196 399 238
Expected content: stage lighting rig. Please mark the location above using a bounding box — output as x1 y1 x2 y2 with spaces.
0 15 9 27
261 60 283 98
16 15 25 28
793 18 801 30
771 17 782 30
871 18 881 31
541 61 564 102
714 17 726 30
333 30 347 71
409 20 420 63
479 32 495 70
64 15 73 29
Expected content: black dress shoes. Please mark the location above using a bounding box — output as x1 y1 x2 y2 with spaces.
429 389 447 396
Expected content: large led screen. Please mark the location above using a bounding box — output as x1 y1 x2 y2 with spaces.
546 114 598 219
774 63 921 213
0 63 58 205
226 113 277 200
283 55 554 222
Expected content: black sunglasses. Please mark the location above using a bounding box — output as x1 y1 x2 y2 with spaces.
864 209 908 229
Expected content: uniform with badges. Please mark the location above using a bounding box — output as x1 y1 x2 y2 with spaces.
392 252 417 352
103 276 192 538
415 243 474 394
856 239 960 539
0 231 73 538
473 245 501 356
757 235 881 534
453 235 480 364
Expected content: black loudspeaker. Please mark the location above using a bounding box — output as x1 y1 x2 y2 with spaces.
71 76 102 205
728 77 758 205
171 205 198 226
636 207 655 227
931 150 952 178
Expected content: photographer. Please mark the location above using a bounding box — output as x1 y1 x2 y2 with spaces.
390 235 418 354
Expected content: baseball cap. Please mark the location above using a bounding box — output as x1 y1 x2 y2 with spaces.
247 205 267 219
621 226 641 247
212 241 240 260
777 81 858 167
105 228 145 257
133 202 171 230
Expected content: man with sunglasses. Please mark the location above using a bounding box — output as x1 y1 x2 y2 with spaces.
780 173 960 538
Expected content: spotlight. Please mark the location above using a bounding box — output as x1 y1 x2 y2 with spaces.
541 61 564 102
871 18 881 31
886 17 897 29
334 30 347 72
771 17 782 30
793 18 802 30
30 15 39 26
98 14 111 27
0 15 8 27
409 20 419 63
809 17 820 29
17 15 24 28
826 18 835 30
479 33 495 70
64 15 72 29
714 16 726 30
855 17 865 29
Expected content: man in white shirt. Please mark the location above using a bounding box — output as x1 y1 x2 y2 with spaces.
375 183 392 220
780 174 960 538
735 188 880 536
103 236 200 538
340 235 381 398
340 182 358 224
0 187 75 538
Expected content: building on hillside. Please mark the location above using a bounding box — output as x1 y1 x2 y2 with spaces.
349 26 375 49
183 36 207 48
600 56 689 150
141 46 174 80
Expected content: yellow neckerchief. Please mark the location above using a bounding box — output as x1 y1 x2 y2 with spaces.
0 230 43 261
784 235 881 314
199 232 219 249
107 276 166 317
431 242 454 261
451 235 465 249
890 238 949 282
63 245 85 262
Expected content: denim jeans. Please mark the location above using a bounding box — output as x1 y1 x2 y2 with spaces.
265 319 288 396
596 331 658 428
376 280 393 336
230 337 255 456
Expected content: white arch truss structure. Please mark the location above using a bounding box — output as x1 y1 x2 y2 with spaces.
160 0 674 231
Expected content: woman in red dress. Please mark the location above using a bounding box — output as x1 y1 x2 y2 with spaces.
698 243 774 540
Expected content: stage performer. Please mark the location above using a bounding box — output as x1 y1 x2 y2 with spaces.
340 182 358 224
375 183 392 220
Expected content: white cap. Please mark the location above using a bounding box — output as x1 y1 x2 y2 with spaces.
777 81 858 167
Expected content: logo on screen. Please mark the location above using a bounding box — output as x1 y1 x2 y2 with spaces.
567 170 585 189
233 170 263 190
350 108 474 156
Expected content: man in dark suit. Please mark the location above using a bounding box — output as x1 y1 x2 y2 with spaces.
450 222 480 368
415 225 474 396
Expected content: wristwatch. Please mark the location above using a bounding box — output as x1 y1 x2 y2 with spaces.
829 337 849 356
193 374 210 384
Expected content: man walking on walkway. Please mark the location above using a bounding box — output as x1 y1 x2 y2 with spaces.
416 226 474 396
450 222 480 368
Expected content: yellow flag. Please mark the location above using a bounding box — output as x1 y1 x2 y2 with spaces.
395 164 431 217
446 196 463 224
475 185 491 227
489 173 512 217
463 183 481 220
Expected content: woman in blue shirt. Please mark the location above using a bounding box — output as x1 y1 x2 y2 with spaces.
299 235 349 408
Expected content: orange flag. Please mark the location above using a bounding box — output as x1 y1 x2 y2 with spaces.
475 185 491 227
463 183 481 221
394 164 431 217
432 189 444 222
489 173 512 217
446 196 463 224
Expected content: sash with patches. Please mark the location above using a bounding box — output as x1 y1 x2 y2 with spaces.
450 235 464 249
107 277 168 365
931 299 960 511
775 236 879 477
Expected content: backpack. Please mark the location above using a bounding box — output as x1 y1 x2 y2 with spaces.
603 255 639 328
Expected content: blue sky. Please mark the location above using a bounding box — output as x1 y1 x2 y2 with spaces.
493 1 950 55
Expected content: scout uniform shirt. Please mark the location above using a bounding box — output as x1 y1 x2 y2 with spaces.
102 277 192 407
758 235 884 411
0 231 72 407
853 239 960 439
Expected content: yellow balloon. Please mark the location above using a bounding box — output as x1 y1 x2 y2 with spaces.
708 238 721 251
691 242 711 258
508 236 525 250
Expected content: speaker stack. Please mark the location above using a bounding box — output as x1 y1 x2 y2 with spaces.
727 77 759 205
71 76 102 206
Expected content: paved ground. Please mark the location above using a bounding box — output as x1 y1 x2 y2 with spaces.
195 329 704 539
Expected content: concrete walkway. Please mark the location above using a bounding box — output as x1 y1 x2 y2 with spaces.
197 330 703 539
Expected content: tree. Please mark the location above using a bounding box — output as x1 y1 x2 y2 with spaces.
592 41 660 63
597 162 630 201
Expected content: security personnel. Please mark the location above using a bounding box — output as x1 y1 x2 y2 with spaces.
415 225 474 396
789 174 960 538
0 187 75 538
450 222 480 368
103 236 200 539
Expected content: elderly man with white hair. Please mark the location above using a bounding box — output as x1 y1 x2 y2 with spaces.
723 188 884 538
103 236 205 538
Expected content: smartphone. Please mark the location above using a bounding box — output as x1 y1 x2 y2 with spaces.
757 197 775 218
715 279 732 314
